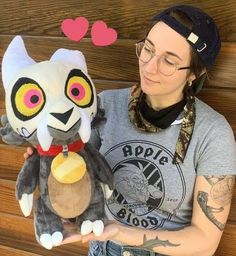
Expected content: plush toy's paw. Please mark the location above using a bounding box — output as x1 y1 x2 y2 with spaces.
100 183 113 199
0 114 8 127
81 220 93 235
92 220 104 236
0 114 25 145
52 231 63 246
40 232 63 250
40 234 54 250
81 220 104 236
19 193 33 217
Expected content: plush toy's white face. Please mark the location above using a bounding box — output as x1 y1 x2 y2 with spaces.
2 36 97 150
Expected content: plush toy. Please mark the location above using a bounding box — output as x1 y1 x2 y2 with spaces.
0 36 113 250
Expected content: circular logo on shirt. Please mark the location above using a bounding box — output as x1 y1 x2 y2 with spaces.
104 140 186 229
112 158 164 215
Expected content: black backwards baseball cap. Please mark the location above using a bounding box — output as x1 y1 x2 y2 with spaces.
151 5 221 69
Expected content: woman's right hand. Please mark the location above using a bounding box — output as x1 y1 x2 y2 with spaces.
23 147 34 160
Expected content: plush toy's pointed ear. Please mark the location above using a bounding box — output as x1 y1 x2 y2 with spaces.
50 49 88 73
1 36 36 90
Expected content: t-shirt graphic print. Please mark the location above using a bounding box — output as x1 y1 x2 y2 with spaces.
105 140 186 230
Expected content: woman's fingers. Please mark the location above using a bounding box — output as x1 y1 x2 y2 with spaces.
27 147 34 155
23 152 29 160
60 233 82 245
23 147 35 160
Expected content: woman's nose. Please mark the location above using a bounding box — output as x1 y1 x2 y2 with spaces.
143 55 158 74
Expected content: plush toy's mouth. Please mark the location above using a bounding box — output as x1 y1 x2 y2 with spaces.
16 127 34 139
37 108 91 151
47 119 81 137
50 108 74 125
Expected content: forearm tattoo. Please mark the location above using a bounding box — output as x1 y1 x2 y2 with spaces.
197 175 235 231
140 234 180 251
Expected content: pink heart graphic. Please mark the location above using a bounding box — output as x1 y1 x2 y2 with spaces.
61 17 89 42
91 20 117 46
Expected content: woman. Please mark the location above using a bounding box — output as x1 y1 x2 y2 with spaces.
26 5 236 256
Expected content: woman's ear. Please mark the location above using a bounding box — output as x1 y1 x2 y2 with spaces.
200 68 207 76
188 67 207 85
188 72 196 84
192 73 207 94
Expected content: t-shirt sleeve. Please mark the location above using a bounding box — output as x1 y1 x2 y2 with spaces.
196 116 236 176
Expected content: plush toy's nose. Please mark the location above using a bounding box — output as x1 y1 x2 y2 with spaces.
50 108 73 124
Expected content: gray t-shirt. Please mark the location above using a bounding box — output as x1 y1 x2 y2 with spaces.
90 87 236 231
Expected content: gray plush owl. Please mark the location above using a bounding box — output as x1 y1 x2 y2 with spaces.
0 36 113 250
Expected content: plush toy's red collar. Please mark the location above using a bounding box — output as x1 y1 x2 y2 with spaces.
36 140 85 156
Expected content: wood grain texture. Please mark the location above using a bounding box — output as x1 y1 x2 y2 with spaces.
0 0 235 255
1 177 236 225
0 179 22 216
0 145 25 178
215 223 236 256
1 84 236 135
0 36 236 89
0 212 89 255
0 179 235 256
0 245 41 256
0 0 236 41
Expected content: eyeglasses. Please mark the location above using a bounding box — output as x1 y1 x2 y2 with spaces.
135 41 191 76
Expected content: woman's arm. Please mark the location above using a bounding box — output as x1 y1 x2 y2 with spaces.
62 175 235 256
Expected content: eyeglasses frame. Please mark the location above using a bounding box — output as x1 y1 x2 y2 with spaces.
135 40 191 76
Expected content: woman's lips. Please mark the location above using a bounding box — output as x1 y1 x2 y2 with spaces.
143 75 159 84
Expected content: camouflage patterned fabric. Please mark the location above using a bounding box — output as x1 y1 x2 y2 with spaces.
128 84 196 164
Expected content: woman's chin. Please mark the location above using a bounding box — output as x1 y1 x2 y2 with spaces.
140 80 161 95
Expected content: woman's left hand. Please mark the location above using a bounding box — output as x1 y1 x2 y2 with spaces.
61 221 121 245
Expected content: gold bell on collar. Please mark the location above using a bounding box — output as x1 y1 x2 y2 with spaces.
51 151 86 184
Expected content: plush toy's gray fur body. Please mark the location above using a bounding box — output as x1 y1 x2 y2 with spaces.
0 115 113 249
18 144 111 238
0 36 113 249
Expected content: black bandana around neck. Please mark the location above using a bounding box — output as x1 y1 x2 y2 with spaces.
139 93 186 129
128 84 196 164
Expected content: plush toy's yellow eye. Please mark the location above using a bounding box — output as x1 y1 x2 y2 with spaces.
65 69 94 107
12 78 45 120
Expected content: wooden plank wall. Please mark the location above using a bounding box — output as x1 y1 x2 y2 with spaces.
0 1 235 255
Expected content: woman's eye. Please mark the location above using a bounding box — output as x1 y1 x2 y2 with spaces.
163 57 176 66
143 46 152 53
